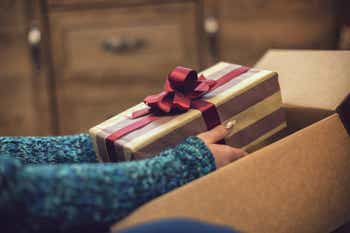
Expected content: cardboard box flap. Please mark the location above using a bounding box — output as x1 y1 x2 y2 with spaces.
113 114 350 233
255 50 350 111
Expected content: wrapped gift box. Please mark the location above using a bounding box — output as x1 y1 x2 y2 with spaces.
90 62 286 162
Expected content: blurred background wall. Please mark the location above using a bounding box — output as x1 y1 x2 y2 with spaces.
0 0 349 136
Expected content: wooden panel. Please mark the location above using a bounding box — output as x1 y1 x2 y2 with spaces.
0 1 38 136
219 0 338 66
0 1 27 30
0 31 31 75
0 75 36 135
49 2 199 134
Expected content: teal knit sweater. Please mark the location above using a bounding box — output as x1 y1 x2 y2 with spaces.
0 134 215 233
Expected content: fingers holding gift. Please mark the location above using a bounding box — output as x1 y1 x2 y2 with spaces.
197 121 248 169
197 124 230 144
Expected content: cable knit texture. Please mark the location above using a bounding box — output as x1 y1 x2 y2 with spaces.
0 134 215 233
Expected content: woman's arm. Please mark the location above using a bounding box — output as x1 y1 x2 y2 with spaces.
2 137 215 233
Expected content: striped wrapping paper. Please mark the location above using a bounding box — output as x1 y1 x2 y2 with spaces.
90 62 286 162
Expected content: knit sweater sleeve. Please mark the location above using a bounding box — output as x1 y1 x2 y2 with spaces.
0 134 97 164
0 136 215 233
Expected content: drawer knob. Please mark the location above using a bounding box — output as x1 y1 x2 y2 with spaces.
102 37 146 54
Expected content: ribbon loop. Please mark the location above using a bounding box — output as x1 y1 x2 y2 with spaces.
144 66 217 114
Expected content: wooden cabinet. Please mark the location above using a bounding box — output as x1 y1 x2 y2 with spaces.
48 2 200 134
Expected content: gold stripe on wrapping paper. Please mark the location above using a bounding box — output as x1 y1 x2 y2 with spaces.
89 127 104 162
123 147 134 161
242 122 287 151
124 69 277 153
223 92 282 137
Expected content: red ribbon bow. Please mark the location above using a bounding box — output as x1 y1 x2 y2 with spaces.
145 67 217 114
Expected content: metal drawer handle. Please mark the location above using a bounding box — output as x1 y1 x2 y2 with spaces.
28 24 41 70
204 17 219 62
102 36 147 54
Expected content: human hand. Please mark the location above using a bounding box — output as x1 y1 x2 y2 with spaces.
197 121 247 168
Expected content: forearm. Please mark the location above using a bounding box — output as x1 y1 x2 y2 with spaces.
113 136 216 205
8 136 215 232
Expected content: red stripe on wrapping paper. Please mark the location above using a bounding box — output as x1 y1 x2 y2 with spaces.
107 115 160 142
105 115 159 162
211 66 250 90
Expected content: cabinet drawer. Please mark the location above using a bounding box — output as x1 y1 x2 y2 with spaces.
50 2 199 81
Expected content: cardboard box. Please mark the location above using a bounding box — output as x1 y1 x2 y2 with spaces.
255 50 350 133
90 63 286 162
112 113 350 233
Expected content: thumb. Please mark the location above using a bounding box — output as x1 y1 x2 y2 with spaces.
197 120 236 144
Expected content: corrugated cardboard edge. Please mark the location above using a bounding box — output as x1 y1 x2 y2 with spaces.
112 114 350 233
